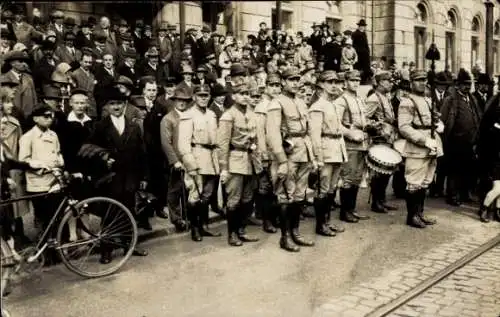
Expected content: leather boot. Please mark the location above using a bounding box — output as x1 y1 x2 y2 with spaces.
339 188 358 223
350 186 370 220
478 205 490 223
315 198 336 236
417 189 436 225
279 204 299 252
379 175 397 211
261 195 277 233
14 217 32 246
226 208 242 247
405 191 426 229
325 193 345 232
370 178 387 213
237 203 259 242
290 202 315 246
198 203 222 237
189 204 202 242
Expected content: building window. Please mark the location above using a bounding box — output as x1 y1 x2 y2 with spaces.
415 3 428 25
272 9 293 31
415 27 427 70
325 17 342 33
471 15 481 71
445 10 458 73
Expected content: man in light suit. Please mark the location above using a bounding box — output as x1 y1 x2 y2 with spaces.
55 32 82 66
160 86 193 232
70 49 98 118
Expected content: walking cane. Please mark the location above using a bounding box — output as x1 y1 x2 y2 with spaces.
179 168 189 225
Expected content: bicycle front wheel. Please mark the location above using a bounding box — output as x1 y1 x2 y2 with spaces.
56 196 138 278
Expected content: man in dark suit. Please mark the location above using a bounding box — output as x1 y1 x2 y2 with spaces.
93 51 119 117
441 69 482 206
75 21 94 50
208 83 228 123
184 28 199 64
352 19 371 84
154 77 177 114
160 86 193 231
88 87 149 263
156 23 172 74
94 16 118 58
115 33 134 67
54 32 82 65
323 32 342 71
138 46 168 84
32 39 58 93
308 23 323 58
196 26 215 67
91 30 107 68
117 48 139 86
202 53 218 87
474 73 494 112
46 10 65 45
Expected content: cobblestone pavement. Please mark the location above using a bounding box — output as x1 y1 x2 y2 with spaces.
313 229 500 317
388 246 500 317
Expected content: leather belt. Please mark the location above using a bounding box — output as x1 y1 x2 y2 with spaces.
229 144 252 152
321 133 342 139
191 143 217 150
287 132 307 138
411 124 432 130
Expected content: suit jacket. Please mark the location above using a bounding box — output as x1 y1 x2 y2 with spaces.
473 91 490 113
94 27 118 57
93 65 119 114
156 37 173 63
70 68 98 118
88 116 148 198
209 101 227 124
160 109 182 166
75 31 94 50
176 80 194 97
138 62 167 84
32 56 57 91
59 117 94 172
1 71 37 121
117 63 139 86
351 30 370 70
46 23 65 44
143 98 170 168
155 94 175 115
196 37 215 65
54 45 82 65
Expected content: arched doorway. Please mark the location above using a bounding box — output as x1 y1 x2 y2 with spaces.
470 15 482 71
445 9 458 73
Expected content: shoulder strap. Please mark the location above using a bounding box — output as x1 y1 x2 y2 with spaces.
374 92 387 118
407 95 425 125
341 95 353 124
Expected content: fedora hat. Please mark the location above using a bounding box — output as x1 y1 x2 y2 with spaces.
104 87 128 104
475 73 493 86
115 75 135 89
172 86 193 100
3 50 30 63
455 68 472 84
435 71 452 85
357 19 367 26
181 65 194 74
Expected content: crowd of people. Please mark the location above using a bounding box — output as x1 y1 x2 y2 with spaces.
1 5 499 266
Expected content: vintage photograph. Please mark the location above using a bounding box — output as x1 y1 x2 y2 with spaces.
0 1 499 316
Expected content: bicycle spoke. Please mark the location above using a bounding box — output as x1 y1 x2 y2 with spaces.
99 202 115 230
76 241 98 270
100 210 127 234
101 220 133 237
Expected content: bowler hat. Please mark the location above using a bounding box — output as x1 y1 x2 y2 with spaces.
212 83 227 97
435 71 452 85
104 87 128 103
32 104 55 117
158 22 169 31
167 23 177 31
357 19 367 26
475 73 493 86
455 68 472 84
159 77 177 87
172 86 193 100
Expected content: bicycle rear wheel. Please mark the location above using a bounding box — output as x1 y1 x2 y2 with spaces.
56 197 138 278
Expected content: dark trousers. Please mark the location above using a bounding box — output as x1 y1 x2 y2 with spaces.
392 163 407 197
167 168 186 224
430 156 446 195
446 146 477 201
147 159 168 209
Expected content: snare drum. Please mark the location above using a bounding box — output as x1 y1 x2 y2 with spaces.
366 144 403 175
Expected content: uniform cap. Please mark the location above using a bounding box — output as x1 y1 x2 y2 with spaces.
230 63 247 77
172 86 193 100
115 76 135 88
32 104 55 117
194 84 211 95
410 70 427 81
345 70 361 81
318 70 338 82
282 67 301 80
267 73 281 84
70 88 88 97
374 71 392 83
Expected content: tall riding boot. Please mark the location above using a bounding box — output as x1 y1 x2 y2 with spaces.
325 193 345 233
405 191 426 228
370 177 387 213
226 208 242 246
290 202 315 246
259 194 277 233
378 175 396 211
199 202 222 237
315 198 336 237
350 186 370 220
340 188 358 223
417 189 436 225
237 202 259 242
279 204 299 252
189 204 202 242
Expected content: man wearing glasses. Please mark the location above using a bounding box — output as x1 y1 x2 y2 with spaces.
266 67 315 252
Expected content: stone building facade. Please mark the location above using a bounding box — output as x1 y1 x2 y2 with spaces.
22 1 500 74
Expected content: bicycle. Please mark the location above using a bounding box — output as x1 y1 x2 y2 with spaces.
1 168 138 313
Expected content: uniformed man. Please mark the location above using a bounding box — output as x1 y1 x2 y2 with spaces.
217 82 262 246
336 70 372 223
178 84 221 241
309 70 347 237
266 66 315 252
365 71 398 213
398 70 444 228
254 73 282 233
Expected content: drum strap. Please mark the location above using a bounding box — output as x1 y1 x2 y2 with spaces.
374 92 394 122
407 95 426 126
341 96 353 125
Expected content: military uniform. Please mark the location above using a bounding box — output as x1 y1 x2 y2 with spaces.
217 83 262 246
266 67 315 252
253 74 281 234
398 70 443 228
336 70 371 222
309 70 347 236
178 85 221 241
365 71 399 213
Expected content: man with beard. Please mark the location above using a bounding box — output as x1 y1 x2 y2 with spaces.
365 71 398 213
217 83 262 246
309 70 347 236
178 84 221 241
266 67 315 252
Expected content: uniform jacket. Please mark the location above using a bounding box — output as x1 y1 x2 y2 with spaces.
70 67 98 118
217 104 262 175
266 93 313 164
160 109 182 166
2 70 37 120
398 93 444 158
178 106 219 175
308 95 347 163
254 94 272 163
88 116 148 195
336 91 371 151
365 90 397 144
54 45 82 65
18 126 64 192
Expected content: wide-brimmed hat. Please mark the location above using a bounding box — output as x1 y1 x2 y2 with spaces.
3 51 30 63
181 65 194 74
212 83 227 97
475 73 493 85
201 25 211 33
172 86 193 100
435 71 452 85
357 19 367 26
455 68 472 84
